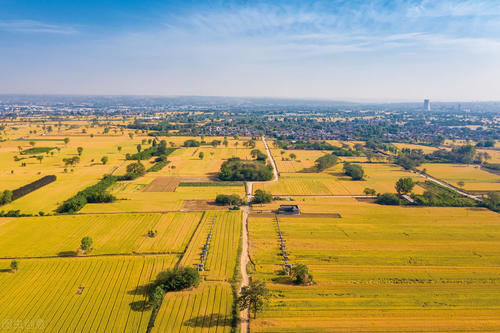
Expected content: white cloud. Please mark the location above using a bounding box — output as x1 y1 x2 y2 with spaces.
0 20 77 34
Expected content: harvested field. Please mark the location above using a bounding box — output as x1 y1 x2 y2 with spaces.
181 200 228 211
144 177 181 192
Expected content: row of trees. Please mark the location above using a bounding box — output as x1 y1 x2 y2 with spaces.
215 189 273 206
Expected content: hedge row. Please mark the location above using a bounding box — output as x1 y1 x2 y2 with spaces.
178 182 244 187
12 175 57 201
57 175 117 213
147 160 169 172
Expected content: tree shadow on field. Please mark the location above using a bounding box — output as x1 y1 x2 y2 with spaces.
271 276 295 285
328 171 350 179
183 314 232 328
128 283 153 296
57 251 77 257
298 167 319 173
0 268 11 273
129 300 152 312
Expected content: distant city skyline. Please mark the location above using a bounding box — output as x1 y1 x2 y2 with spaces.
1 0 500 101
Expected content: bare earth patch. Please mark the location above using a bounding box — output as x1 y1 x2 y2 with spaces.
144 177 181 192
181 200 228 211
145 177 215 192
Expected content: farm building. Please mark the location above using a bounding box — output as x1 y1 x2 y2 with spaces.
277 205 300 215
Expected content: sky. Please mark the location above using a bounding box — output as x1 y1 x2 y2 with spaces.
1 0 500 101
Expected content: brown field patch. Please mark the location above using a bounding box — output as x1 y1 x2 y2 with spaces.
145 177 216 192
181 200 228 211
144 177 181 192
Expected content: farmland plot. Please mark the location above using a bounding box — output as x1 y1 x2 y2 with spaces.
253 164 423 196
0 213 201 257
81 184 244 213
0 134 141 213
419 163 500 192
0 255 178 332
152 282 233 333
180 211 241 281
248 200 500 332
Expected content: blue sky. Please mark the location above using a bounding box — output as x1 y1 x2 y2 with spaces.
1 0 500 101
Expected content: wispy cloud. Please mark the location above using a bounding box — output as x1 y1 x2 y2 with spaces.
144 2 500 58
0 20 77 34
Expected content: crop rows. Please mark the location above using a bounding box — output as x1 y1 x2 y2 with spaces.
0 213 202 258
180 211 241 281
137 212 203 253
0 255 178 332
152 282 233 333
248 200 500 332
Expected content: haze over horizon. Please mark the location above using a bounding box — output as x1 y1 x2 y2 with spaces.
1 0 500 101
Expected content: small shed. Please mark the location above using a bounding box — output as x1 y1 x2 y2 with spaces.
278 205 300 215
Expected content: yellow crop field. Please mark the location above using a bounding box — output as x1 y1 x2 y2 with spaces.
478 148 500 163
81 183 244 213
420 163 500 192
152 282 233 333
0 213 202 257
181 211 241 281
392 142 442 154
270 149 328 173
248 199 500 332
0 255 178 332
253 163 424 196
0 134 145 214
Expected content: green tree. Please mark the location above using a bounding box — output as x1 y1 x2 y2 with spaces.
137 144 142 153
291 264 314 285
155 267 201 292
363 188 376 195
253 189 273 204
484 192 500 211
395 177 415 195
10 260 18 272
124 162 146 180
29 141 36 147
289 153 297 160
36 155 44 164
80 236 93 252
64 137 70 145
117 146 122 153
77 147 83 156
101 156 109 165
199 152 204 160
148 285 165 309
375 193 401 205
315 154 338 171
343 162 364 180
1 190 13 204
238 280 269 319
216 194 242 206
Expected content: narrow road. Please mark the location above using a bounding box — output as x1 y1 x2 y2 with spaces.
413 170 483 202
239 137 277 332
262 136 279 181
239 183 251 333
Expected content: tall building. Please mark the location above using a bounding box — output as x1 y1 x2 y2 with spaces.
424 99 430 111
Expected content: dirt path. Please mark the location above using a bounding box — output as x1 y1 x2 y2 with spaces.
413 170 483 202
239 137 278 332
239 198 250 333
262 136 279 181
